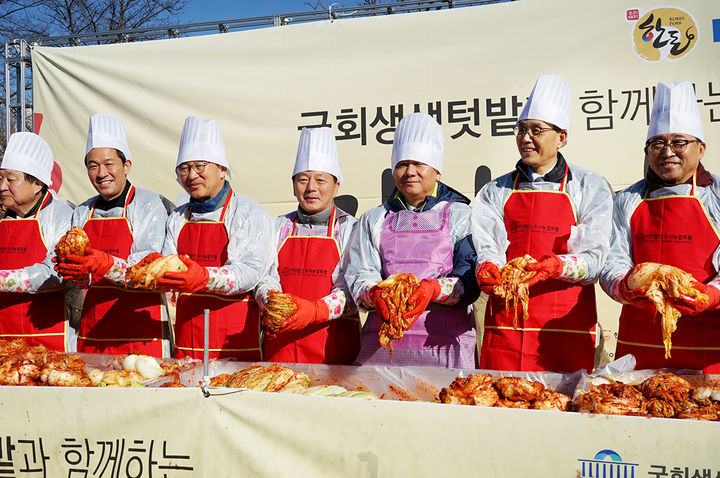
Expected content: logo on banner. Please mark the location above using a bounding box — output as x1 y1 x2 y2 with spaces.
629 7 698 62
577 450 639 477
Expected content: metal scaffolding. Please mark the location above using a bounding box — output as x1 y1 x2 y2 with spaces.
2 0 514 141
4 40 32 140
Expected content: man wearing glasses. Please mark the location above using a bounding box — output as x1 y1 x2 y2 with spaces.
156 116 274 360
472 74 613 372
600 81 720 371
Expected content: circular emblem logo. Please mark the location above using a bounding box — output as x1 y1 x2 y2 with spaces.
635 232 645 244
281 266 290 276
631 7 697 62
510 223 517 234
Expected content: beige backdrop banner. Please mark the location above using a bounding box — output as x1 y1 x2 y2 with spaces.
31 0 719 215
30 0 719 361
0 386 717 476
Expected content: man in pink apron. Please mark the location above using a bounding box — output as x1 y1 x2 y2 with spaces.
473 74 613 373
601 81 720 371
345 113 479 368
156 117 274 360
56 113 171 357
0 133 74 351
255 127 360 364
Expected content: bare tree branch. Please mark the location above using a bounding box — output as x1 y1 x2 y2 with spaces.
0 0 188 150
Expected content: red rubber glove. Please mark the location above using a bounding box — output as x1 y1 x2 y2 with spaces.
674 282 720 316
618 266 652 308
525 253 564 287
279 295 330 332
369 285 392 322
157 255 209 293
476 262 501 295
56 247 114 280
403 278 441 324
53 254 85 281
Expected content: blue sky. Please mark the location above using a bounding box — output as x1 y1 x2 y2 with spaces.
181 1 326 23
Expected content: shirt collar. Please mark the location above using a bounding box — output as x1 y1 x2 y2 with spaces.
296 203 334 225
513 153 571 184
189 180 231 213
645 162 713 192
94 180 132 211
393 182 438 211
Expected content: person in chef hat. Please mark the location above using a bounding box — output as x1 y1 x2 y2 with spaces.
344 112 479 368
600 81 720 372
55 112 173 357
253 127 361 364
0 132 75 351
153 116 274 360
472 73 613 373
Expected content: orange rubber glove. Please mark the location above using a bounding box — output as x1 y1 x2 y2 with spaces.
526 253 564 287
403 278 441 324
56 247 114 280
674 282 720 316
279 295 330 332
157 255 209 293
369 285 392 322
476 262 501 295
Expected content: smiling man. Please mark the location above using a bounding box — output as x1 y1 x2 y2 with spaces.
57 113 171 357
254 127 360 364
472 74 613 373
600 81 720 371
157 116 274 360
344 113 479 368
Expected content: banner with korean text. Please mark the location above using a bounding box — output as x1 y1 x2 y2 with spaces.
30 0 719 357
0 386 718 477
31 0 719 214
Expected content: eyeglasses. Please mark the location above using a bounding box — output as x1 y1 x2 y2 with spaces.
176 161 208 177
645 139 701 154
513 126 557 138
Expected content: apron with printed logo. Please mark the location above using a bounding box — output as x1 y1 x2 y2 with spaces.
174 192 262 360
617 174 720 371
481 167 597 372
265 207 361 364
77 186 166 357
0 192 67 350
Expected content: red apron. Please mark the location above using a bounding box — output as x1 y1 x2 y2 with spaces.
77 186 166 357
480 166 597 372
617 174 720 370
0 192 67 351
264 207 360 364
174 192 262 360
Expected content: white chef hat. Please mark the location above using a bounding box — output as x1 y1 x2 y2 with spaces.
646 81 704 142
292 127 342 184
518 74 572 132
1 132 54 186
176 116 231 178
85 113 132 160
390 113 444 173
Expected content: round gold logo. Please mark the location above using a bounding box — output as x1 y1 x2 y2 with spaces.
631 7 698 62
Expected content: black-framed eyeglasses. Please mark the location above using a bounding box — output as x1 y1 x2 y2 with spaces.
513 126 557 138
645 139 701 154
176 161 209 177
